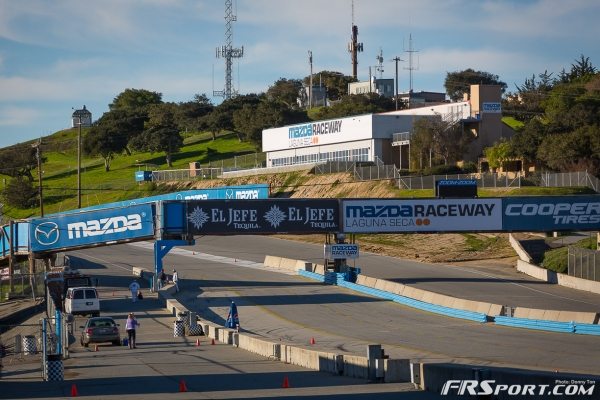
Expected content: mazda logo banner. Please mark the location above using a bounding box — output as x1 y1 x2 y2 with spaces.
30 203 155 252
182 199 340 235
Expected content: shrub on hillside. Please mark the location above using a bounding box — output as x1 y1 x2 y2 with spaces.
2 177 38 208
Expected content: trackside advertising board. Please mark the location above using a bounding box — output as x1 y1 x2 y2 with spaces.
502 196 600 231
45 184 270 217
342 199 502 233
163 199 340 235
30 204 155 252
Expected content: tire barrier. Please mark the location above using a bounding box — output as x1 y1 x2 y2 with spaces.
173 320 185 337
187 325 203 336
45 354 63 381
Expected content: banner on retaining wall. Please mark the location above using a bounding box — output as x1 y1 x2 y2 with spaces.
183 199 340 234
502 196 600 231
342 199 503 233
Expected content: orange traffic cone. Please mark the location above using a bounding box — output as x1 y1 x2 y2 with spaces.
71 384 79 397
211 338 216 345
94 344 99 352
310 337 316 345
195 338 201 347
282 376 290 388
179 379 188 392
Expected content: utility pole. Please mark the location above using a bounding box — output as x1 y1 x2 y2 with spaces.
347 0 363 79
34 138 44 216
308 50 313 109
77 115 82 209
391 56 404 110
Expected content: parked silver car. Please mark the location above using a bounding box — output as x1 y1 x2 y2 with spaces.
80 317 120 347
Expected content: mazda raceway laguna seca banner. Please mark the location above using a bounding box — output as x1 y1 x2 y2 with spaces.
162 199 340 235
341 196 600 233
342 198 503 233
30 204 155 252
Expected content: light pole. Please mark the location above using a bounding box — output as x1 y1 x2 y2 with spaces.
391 56 403 110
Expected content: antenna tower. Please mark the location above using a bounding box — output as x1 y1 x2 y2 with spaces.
347 0 363 79
214 0 244 100
404 33 418 92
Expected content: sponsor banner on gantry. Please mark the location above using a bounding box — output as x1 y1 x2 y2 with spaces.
30 204 155 252
184 199 339 235
502 196 600 231
342 199 503 233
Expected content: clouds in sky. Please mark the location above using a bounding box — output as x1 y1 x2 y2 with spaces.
0 0 598 147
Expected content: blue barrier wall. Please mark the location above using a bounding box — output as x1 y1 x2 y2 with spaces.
45 184 270 216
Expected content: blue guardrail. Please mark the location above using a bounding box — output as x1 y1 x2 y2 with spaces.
495 316 600 336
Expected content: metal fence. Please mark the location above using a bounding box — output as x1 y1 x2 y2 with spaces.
568 247 600 282
313 161 357 175
397 173 521 190
152 167 223 182
355 165 400 181
541 171 599 193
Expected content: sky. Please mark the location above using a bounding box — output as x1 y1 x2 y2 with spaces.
0 0 599 148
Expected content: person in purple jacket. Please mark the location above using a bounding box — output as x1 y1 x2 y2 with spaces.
126 313 140 349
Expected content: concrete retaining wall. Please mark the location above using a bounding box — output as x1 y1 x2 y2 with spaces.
517 259 600 295
208 325 220 340
342 355 369 379
513 307 598 324
509 233 533 263
219 328 234 344
281 345 341 374
557 272 600 295
237 334 280 359
357 274 504 318
384 359 411 383
516 260 553 282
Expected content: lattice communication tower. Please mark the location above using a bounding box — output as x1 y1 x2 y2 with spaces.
214 0 244 100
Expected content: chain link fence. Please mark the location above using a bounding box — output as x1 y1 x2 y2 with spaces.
355 165 400 181
541 171 599 192
398 173 521 190
152 167 223 182
1 271 46 301
568 247 600 282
